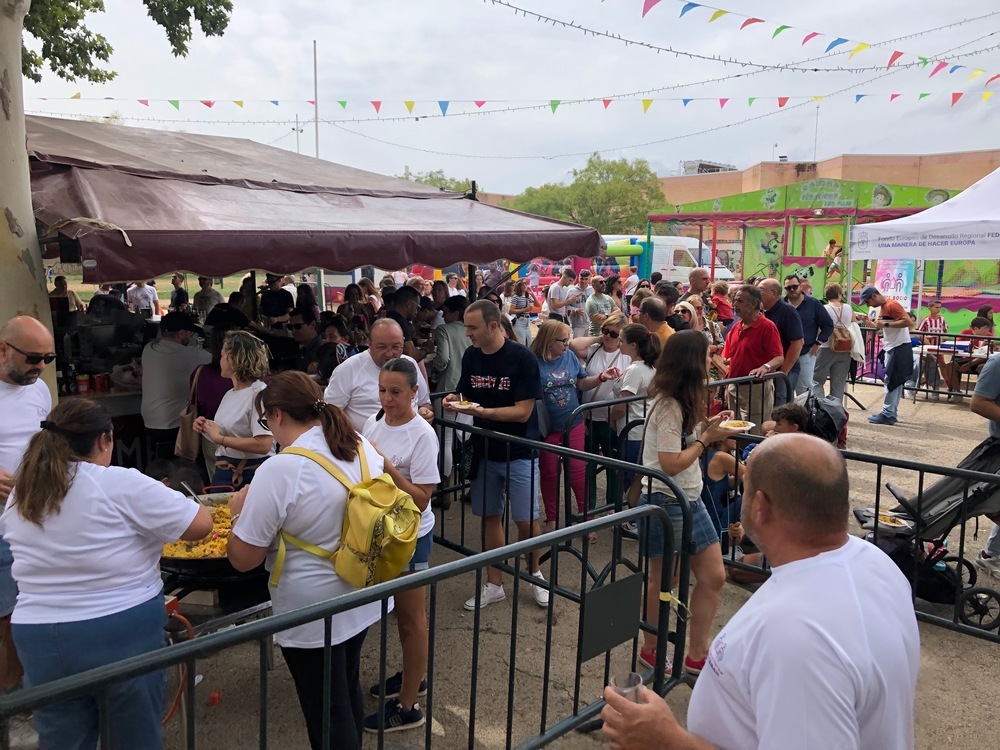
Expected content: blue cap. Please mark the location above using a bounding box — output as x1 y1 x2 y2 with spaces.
859 286 879 304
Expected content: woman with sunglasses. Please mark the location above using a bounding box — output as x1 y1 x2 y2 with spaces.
195 331 274 488
677 299 725 379
570 311 632 508
532 321 619 533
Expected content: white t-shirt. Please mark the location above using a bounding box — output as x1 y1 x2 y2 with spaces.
619 362 654 441
140 339 212 429
324 351 430 432
213 381 274 459
233 426 385 648
547 283 573 315
582 345 631 423
567 285 590 329
362 414 440 537
1 463 198 623
127 285 158 311
624 273 641 296
0 379 51 476
640 396 704 499
687 535 920 750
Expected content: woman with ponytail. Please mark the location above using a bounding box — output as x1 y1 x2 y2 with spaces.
1 398 212 748
226 371 384 750
611 324 662 475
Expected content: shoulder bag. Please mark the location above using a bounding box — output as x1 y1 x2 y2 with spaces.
174 365 205 461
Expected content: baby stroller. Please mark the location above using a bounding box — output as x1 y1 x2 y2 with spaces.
853 437 1000 631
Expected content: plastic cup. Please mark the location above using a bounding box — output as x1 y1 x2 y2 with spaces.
609 672 642 703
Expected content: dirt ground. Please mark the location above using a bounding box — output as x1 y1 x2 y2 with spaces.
162 382 1000 749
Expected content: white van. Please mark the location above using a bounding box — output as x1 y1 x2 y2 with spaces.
603 235 734 285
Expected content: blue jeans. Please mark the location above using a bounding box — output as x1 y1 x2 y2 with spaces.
0 537 17 618
793 351 817 396
12 594 167 750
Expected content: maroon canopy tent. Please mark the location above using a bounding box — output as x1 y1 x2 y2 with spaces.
28 116 603 282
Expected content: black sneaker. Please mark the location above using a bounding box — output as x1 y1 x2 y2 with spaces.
363 699 426 734
368 670 428 699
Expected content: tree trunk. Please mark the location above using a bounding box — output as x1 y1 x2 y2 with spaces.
0 1 55 391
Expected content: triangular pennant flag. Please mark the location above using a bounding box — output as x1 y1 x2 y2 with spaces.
103 96 114 100
338 101 347 109
986 74 1000 87
642 99 653 113
801 32 820 45
138 99 149 106
201 100 215 108
917 57 929 67
748 97 756 106
772 25 790 38
719 98 729 108
708 9 728 22
682 98 692 107
849 43 870 59
371 100 382 113
951 92 963 106
550 100 560 113
305 100 314 106
949 65 965 74
404 101 415 114
778 97 789 108
679 2 700 18
887 51 904 69
740 18 763 30
970 70 985 80
438 100 449 116
270 100 279 106
929 61 948 77
812 96 824 102
233 100 244 108
474 100 486 108
889 93 901 102
825 38 848 53
168 100 180 110
641 0 663 17
602 99 612 109
918 93 931 100
855 94 867 103
983 91 995 102
70 92 81 99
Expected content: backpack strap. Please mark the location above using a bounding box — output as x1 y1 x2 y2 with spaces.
267 445 369 587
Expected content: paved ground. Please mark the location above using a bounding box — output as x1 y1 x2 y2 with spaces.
163 382 1000 749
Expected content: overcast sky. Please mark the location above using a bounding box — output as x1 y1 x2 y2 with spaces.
21 0 1000 194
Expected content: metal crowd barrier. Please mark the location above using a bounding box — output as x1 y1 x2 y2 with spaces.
856 326 1000 402
0 435 693 750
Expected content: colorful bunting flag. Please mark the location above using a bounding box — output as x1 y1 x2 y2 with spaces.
778 97 789 108
748 97 756 106
640 0 663 17
168 100 180 110
986 74 1000 87
772 25 790 38
305 100 314 106
550 100 560 113
270 100 279 106
70 92 81 99
951 92 963 106
801 32 819 45
890 93 901 102
602 99 612 109
682 99 692 107
719 98 729 108
949 65 965 74
138 99 149 107
825 38 848 53
642 99 653 112
404 101 415 114
918 57 929 67
918 93 931 100
438 101 449 116
929 61 948 77
679 2 700 18
849 43 869 59
709 9 728 22
233 100 244 108
970 70 985 80
200 100 215 108
338 101 347 109
475 100 486 108
812 96 824 102
854 94 866 103
984 92 995 102
371 101 382 113
739 17 763 30
887 51 904 69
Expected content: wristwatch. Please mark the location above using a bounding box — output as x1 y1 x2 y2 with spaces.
763 363 772 371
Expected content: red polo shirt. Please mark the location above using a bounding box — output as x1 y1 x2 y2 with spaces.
724 315 784 378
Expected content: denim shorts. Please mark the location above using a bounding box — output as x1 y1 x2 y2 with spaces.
638 491 720 558
471 458 541 522
407 531 433 572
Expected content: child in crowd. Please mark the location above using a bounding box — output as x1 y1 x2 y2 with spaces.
709 280 733 328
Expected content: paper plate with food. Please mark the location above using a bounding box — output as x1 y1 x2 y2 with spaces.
719 420 755 432
451 400 481 410
875 513 912 531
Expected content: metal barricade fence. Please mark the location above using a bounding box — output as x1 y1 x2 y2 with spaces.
0 437 694 750
856 326 1000 402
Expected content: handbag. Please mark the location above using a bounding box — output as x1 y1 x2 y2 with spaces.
174 365 205 461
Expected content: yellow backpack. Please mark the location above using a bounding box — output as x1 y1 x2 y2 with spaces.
268 445 420 589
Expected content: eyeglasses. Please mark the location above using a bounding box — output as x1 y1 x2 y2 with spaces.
784 285 799 292
2 342 56 365
601 328 619 338
558 338 570 345
257 414 269 430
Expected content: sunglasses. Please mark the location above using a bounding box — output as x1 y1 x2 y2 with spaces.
3 341 56 365
784 285 799 292
257 414 269 430
601 328 620 338
679 310 692 316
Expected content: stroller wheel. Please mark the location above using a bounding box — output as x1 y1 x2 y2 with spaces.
942 555 978 588
958 587 1000 631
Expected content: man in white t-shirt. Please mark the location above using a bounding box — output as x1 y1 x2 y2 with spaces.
140 312 211 460
602 433 920 750
547 268 582 325
126 281 161 315
324 319 432 432
567 270 592 338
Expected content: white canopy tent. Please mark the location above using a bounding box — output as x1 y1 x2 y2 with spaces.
850 166 1000 262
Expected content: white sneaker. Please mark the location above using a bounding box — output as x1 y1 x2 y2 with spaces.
464 582 506 611
531 570 550 607
975 552 1000 578
7 715 38 750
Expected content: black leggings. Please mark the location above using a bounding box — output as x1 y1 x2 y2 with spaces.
281 628 368 750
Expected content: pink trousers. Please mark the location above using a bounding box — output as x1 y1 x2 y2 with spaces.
539 421 589 525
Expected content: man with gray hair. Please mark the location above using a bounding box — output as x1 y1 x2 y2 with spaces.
603 433 920 750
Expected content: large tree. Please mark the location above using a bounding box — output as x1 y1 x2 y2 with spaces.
509 153 663 234
0 0 232 350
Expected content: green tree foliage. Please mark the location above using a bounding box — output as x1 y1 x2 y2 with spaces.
398 169 478 194
22 0 233 83
509 153 664 233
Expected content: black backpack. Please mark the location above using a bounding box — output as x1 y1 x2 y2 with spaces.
797 393 848 443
